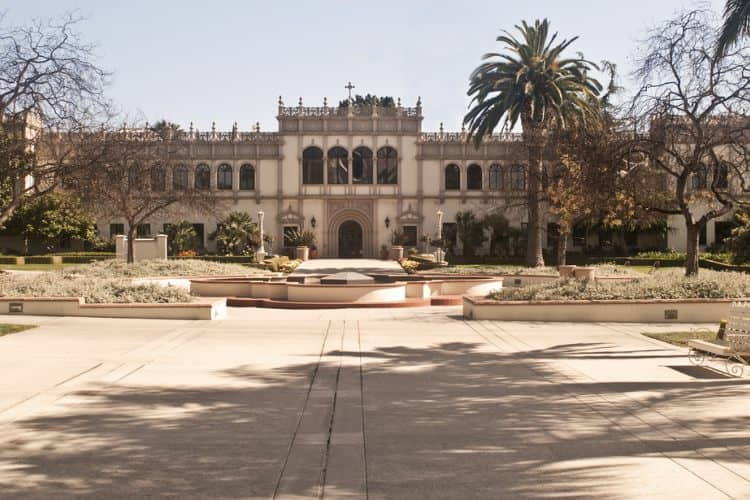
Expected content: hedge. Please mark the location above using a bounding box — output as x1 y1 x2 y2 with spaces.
25 256 63 264
0 256 24 265
170 255 256 264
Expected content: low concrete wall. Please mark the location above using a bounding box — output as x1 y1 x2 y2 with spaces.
405 282 431 299
0 297 226 320
440 278 503 296
115 234 168 262
287 283 406 303
463 296 741 323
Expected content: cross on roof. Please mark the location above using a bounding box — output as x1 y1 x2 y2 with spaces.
345 81 355 99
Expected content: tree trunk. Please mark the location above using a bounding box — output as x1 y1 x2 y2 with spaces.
127 226 136 264
526 144 545 268
685 223 701 276
557 231 568 267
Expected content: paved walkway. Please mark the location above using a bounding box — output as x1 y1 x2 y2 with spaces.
290 258 405 277
1 308 750 498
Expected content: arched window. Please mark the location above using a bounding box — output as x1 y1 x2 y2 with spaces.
302 146 324 184
195 164 210 190
692 164 707 190
489 164 503 190
150 166 166 192
377 146 398 184
173 165 188 190
510 165 526 190
217 164 232 190
327 146 348 184
467 164 483 190
445 164 460 190
352 146 373 184
715 163 729 189
128 165 143 189
240 164 255 190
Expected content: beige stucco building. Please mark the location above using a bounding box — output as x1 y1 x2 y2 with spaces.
95 97 730 258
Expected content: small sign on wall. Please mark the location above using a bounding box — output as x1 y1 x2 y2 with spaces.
664 309 678 320
8 302 23 313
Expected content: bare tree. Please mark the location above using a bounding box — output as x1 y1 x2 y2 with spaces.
0 13 109 225
627 8 750 276
65 127 222 262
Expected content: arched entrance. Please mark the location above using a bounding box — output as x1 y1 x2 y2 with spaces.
338 220 363 258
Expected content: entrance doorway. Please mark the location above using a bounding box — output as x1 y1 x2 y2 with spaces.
338 220 363 258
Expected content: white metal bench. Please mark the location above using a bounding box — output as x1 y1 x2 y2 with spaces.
688 302 750 376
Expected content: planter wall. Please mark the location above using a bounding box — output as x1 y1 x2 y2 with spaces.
0 297 226 320
463 296 740 323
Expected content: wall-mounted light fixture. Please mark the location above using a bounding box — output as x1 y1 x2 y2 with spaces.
310 216 317 229
384 216 391 229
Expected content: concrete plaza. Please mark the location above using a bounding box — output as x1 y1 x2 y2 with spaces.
0 307 749 499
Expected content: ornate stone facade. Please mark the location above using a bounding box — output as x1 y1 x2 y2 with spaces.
95 96 722 256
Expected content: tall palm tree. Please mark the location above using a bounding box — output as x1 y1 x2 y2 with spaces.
464 19 601 267
716 0 750 59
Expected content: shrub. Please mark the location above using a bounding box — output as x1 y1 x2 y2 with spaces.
487 269 750 301
399 259 420 274
65 259 264 279
165 221 199 255
209 212 260 256
0 272 192 304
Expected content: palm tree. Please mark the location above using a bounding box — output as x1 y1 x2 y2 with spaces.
716 0 750 59
209 212 260 256
464 19 601 267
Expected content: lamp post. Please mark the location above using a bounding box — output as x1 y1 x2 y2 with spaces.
257 209 266 263
436 209 444 263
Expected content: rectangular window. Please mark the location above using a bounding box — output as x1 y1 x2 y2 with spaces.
715 221 734 244
283 225 298 247
402 226 418 247
441 223 457 247
624 230 638 247
109 223 125 238
136 224 151 238
572 223 586 246
192 223 205 248
547 223 560 248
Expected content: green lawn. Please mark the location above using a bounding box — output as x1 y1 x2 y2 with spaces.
642 329 717 348
0 263 77 271
0 323 37 337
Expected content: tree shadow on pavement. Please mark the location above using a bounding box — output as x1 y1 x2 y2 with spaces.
1 341 750 499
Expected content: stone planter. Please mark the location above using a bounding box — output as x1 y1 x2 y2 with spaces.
558 265 577 278
295 246 309 261
573 267 596 281
391 245 404 261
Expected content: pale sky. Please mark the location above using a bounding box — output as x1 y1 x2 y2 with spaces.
6 0 725 132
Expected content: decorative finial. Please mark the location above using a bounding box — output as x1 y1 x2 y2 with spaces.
417 96 422 107
278 95 283 106
145 121 149 130
211 121 216 133
397 97 401 107
189 121 194 133
323 96 328 107
461 122 466 133
440 122 444 134
345 81 355 100
255 121 260 132
298 96 303 107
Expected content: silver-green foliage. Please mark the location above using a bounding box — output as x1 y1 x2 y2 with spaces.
488 269 750 301
65 258 263 279
0 272 192 304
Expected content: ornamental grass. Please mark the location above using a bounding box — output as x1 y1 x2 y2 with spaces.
487 269 750 301
63 258 265 279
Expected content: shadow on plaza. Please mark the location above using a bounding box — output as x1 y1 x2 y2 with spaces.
2 341 750 499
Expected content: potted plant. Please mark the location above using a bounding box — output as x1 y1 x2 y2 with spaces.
390 229 406 260
288 228 316 261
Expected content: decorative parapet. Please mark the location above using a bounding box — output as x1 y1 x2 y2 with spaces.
419 132 524 143
277 105 420 118
109 128 282 144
